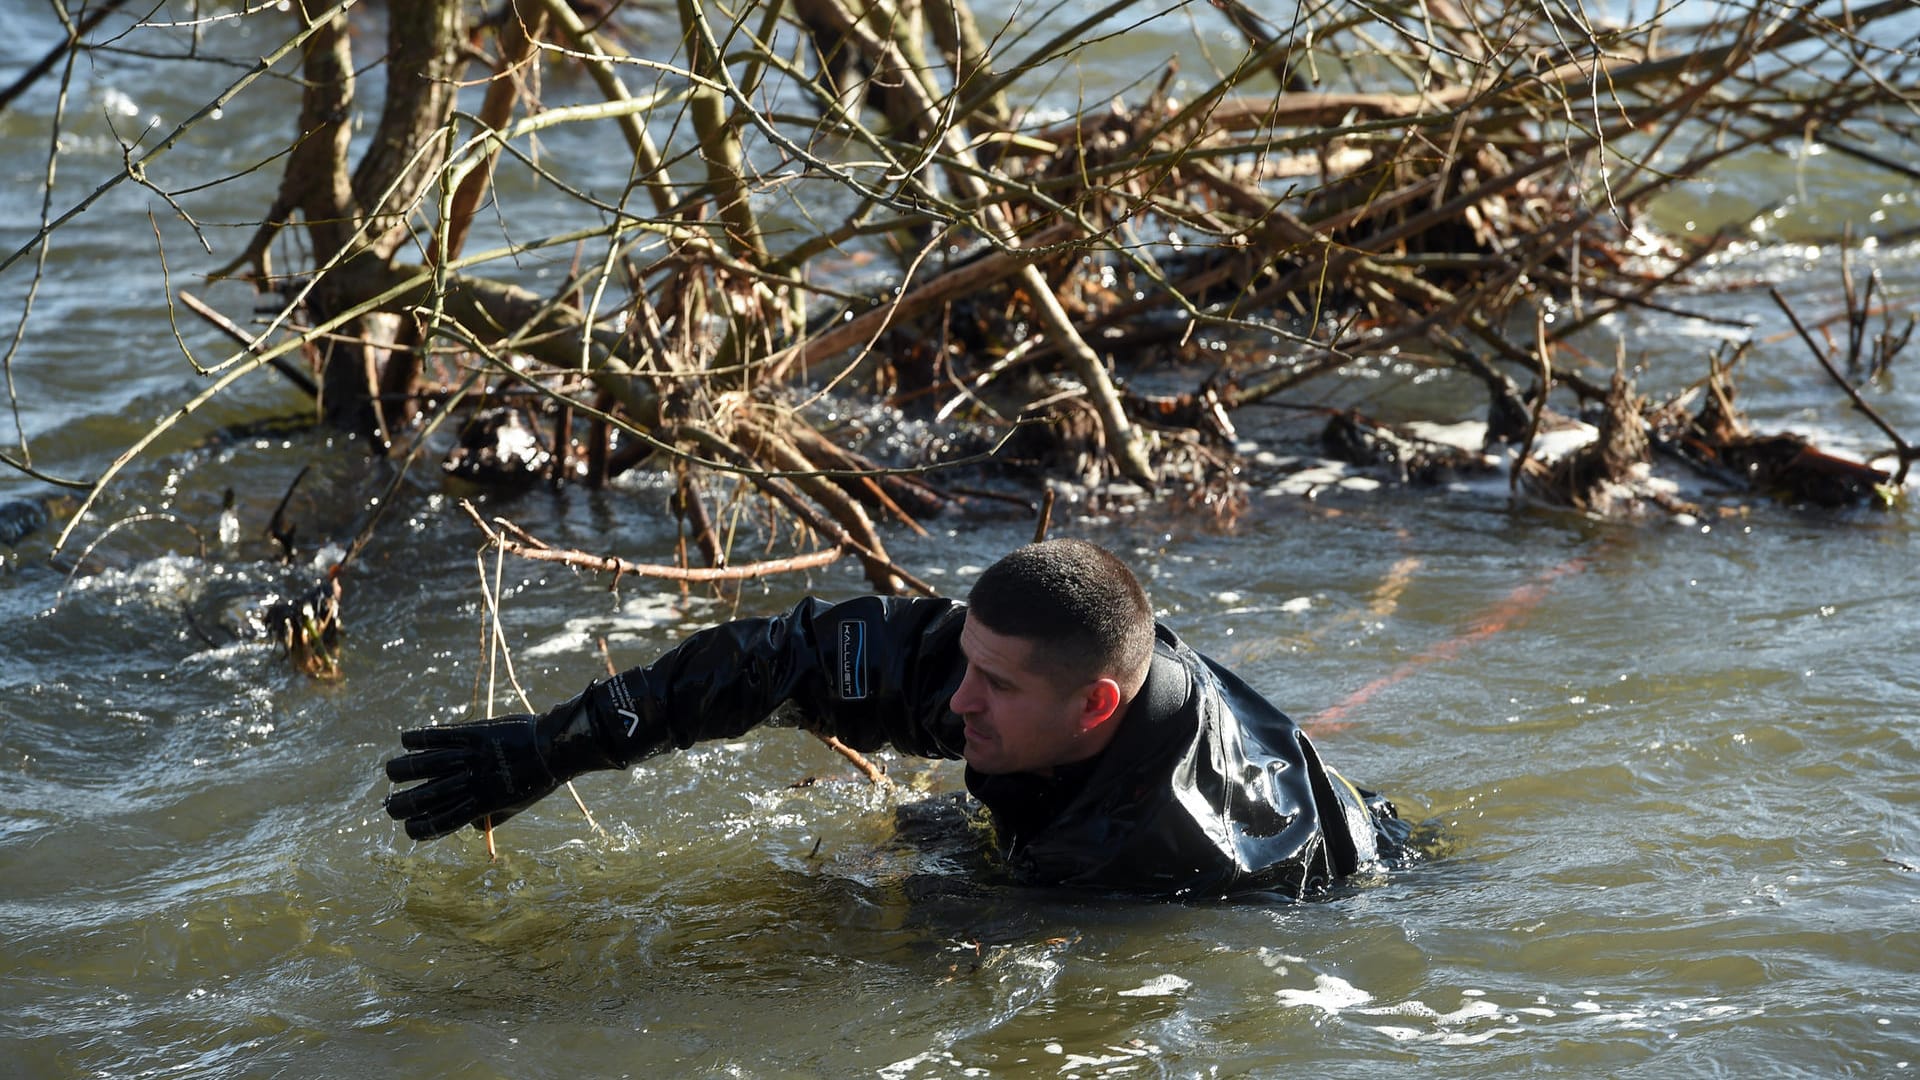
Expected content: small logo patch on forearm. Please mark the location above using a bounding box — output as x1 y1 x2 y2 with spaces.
838 619 868 700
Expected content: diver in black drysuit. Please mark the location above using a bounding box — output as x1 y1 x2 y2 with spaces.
384 594 1408 900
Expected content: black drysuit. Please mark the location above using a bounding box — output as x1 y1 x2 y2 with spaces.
580 594 1406 899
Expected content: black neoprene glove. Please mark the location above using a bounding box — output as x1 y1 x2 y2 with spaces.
383 689 621 841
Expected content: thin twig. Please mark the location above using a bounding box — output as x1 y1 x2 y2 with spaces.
476 521 606 846
0 1 357 276
1512 308 1555 492
177 291 319 397
1769 287 1916 485
460 499 846 583
815 733 893 787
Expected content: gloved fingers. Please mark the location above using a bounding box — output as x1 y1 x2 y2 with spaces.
398 725 477 752
383 774 468 820
405 797 482 841
385 747 470 784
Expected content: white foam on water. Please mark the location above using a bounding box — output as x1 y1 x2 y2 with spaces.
1274 973 1373 1012
1272 969 1767 1047
1400 420 1489 451
1347 990 1523 1045
1528 424 1602 462
1061 1043 1159 1071
523 590 712 659
1262 463 1354 498
1369 1023 1516 1046
99 86 141 118
1116 973 1190 998
1355 997 1505 1025
878 1050 968 1079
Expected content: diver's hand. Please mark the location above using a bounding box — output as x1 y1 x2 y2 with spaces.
383 684 641 841
383 716 558 841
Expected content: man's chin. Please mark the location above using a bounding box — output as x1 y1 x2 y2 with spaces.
962 743 1004 774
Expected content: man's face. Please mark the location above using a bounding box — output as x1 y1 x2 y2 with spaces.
950 616 1097 775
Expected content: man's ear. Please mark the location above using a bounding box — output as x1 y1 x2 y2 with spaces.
1077 677 1124 732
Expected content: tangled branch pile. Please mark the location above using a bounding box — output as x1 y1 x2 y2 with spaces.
6 0 1918 597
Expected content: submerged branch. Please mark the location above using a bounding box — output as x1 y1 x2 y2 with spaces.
13 0 1917 632
460 500 848 582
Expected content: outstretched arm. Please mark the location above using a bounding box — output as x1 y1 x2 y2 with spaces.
382 594 966 841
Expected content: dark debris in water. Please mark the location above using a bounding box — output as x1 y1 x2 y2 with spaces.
1652 361 1893 510
443 407 553 490
1518 364 1701 519
260 567 345 679
1321 411 1501 487
0 492 79 549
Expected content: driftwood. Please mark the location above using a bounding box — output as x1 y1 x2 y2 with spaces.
1519 366 1700 518
1654 354 1893 509
8 0 1918 683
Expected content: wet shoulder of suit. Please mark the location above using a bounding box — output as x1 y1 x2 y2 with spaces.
602 595 1401 898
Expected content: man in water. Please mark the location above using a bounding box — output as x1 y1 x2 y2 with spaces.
382 538 1406 898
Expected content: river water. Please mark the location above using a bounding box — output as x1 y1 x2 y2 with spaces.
3 2 1918 1077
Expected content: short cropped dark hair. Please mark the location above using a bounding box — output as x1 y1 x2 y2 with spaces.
967 539 1155 693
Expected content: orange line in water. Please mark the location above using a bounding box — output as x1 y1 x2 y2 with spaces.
1308 554 1593 733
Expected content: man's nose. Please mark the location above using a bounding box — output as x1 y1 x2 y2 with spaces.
950 668 981 714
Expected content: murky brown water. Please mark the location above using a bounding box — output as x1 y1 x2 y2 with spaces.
3 3 1918 1077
